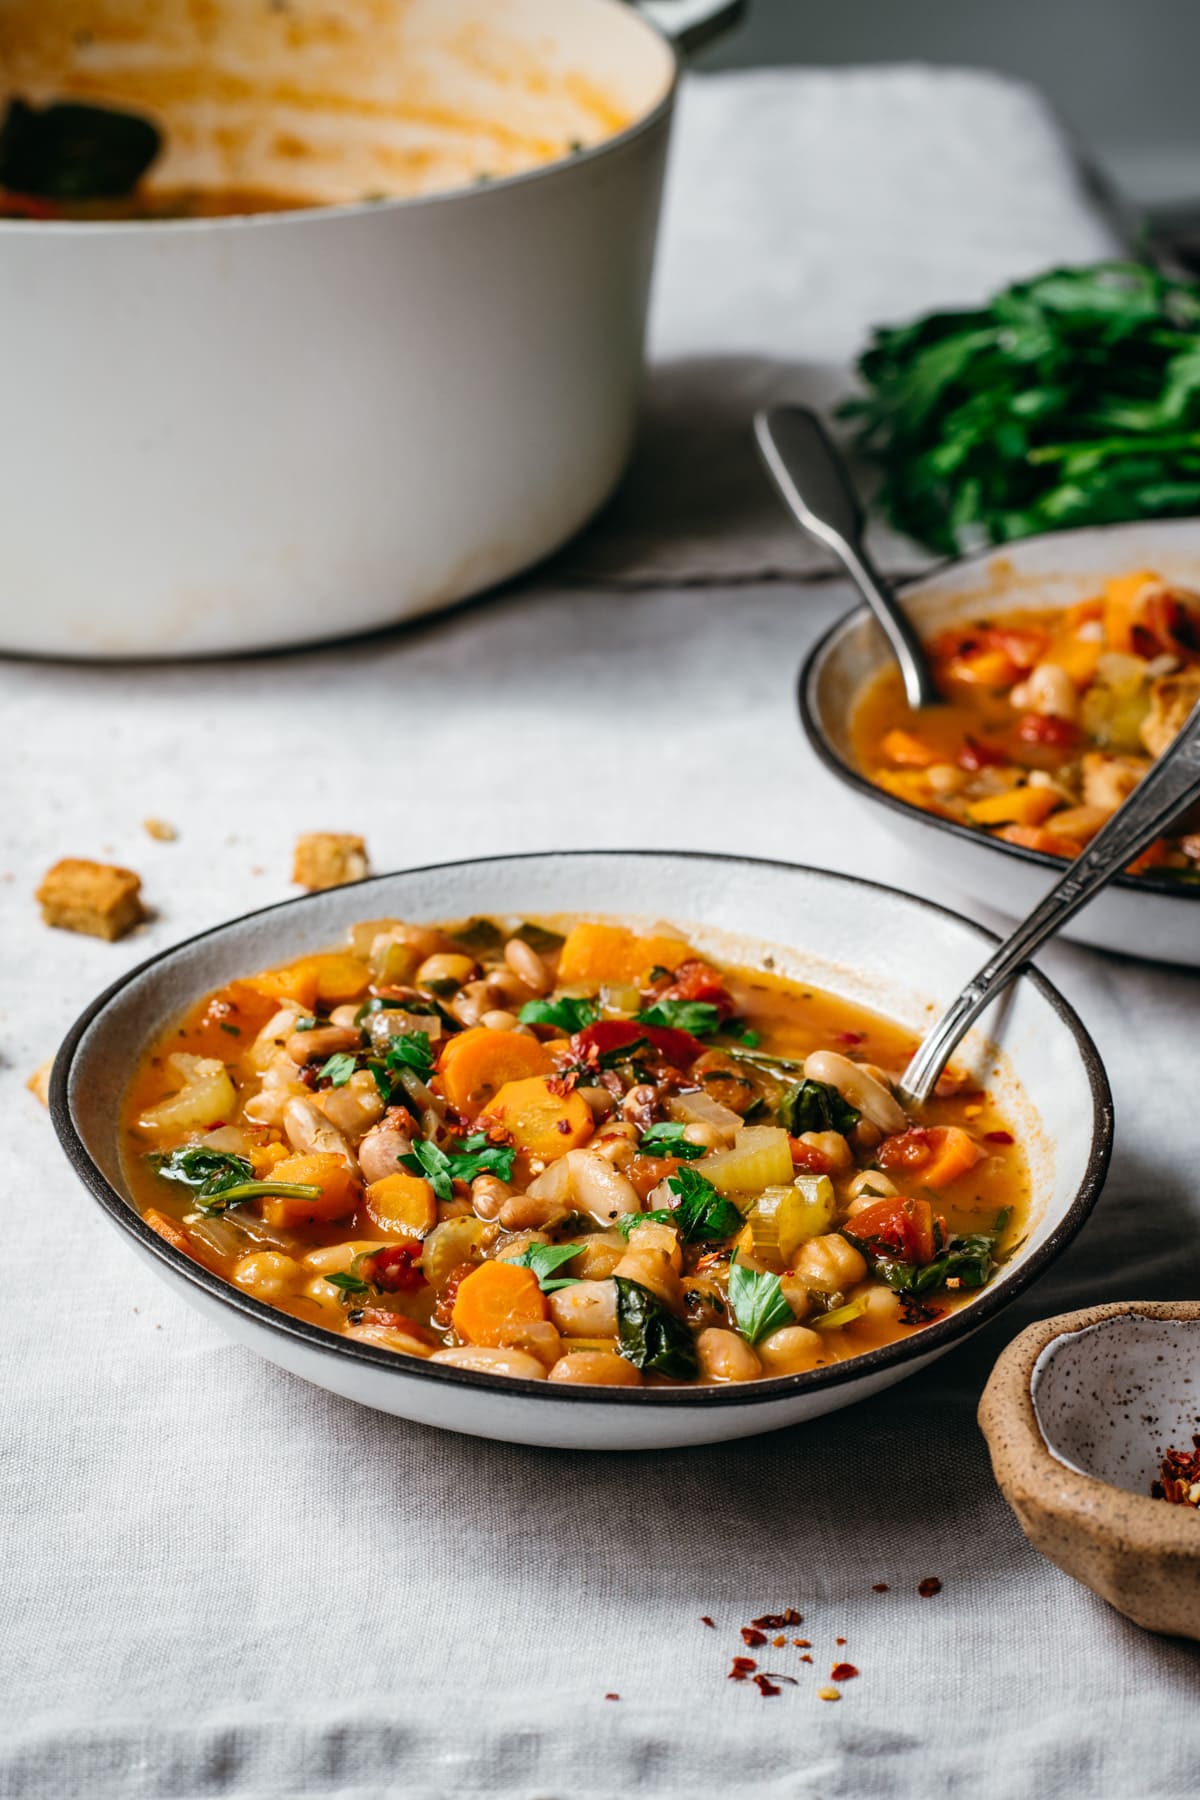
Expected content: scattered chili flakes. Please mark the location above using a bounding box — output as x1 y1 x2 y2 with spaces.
817 1686 841 1702
835 1637 847 1646
605 1693 620 1702
831 1663 859 1682
1150 1435 1200 1506
750 1609 803 1629
799 1654 813 1664
740 1627 768 1647
794 1638 811 1648
753 1674 782 1697
918 1577 943 1598
771 1634 787 1648
872 1583 889 1593
728 1657 758 1682
700 1615 716 1629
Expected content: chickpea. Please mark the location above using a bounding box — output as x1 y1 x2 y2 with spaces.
845 1171 897 1208
470 1173 512 1220
857 1286 904 1326
302 1275 350 1321
549 1279 618 1337
695 1328 762 1384
504 937 551 994
613 1247 682 1311
682 1120 723 1150
756 1325 827 1375
798 1129 854 1175
548 1351 642 1387
779 1274 811 1320
416 952 477 992
232 1251 302 1302
791 1234 868 1293
429 1346 547 1379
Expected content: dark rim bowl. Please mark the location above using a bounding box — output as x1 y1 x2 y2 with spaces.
51 849 1114 1411
798 519 1200 904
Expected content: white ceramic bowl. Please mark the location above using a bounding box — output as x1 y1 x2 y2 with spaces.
800 517 1200 965
51 851 1112 1449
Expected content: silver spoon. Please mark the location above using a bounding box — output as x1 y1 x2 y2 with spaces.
753 403 940 708
899 703 1200 1104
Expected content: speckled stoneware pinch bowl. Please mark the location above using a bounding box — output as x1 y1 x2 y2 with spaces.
979 1302 1200 1639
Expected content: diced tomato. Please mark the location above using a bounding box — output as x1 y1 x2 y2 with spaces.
957 735 1010 772
367 1242 425 1292
879 1125 982 1187
659 958 734 1017
788 1136 834 1174
1016 712 1080 749
977 626 1049 673
572 1019 704 1068
627 1154 680 1200
845 1196 937 1266
877 1127 936 1172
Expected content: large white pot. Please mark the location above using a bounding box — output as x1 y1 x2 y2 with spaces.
0 0 730 658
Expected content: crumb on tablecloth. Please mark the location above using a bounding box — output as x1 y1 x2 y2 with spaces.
143 817 178 842
26 1061 53 1107
35 858 144 941
292 832 370 892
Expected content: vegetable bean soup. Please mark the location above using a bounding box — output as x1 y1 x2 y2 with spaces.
855 570 1200 879
124 917 1029 1390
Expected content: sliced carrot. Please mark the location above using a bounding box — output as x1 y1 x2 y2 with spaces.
1064 595 1103 629
451 1260 548 1346
242 963 321 1009
556 922 693 986
946 645 1021 688
437 1027 553 1115
919 1126 983 1188
364 1171 438 1237
1103 569 1161 653
966 786 1060 827
872 768 955 819
481 1076 595 1159
260 1152 359 1228
996 824 1083 857
143 1207 193 1255
880 728 939 768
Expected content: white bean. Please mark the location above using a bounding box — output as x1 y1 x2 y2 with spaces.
803 1051 907 1134
565 1149 641 1224
549 1279 618 1337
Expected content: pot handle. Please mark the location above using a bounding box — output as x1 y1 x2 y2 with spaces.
633 0 747 56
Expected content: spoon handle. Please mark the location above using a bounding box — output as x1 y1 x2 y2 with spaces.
753 405 940 709
900 706 1200 1105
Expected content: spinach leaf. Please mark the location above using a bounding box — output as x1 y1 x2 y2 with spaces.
511 1241 586 1293
614 1278 698 1380
777 1079 860 1137
635 1000 721 1035
863 1210 1011 1297
666 1165 744 1243
727 1253 793 1344
151 1145 320 1216
638 1122 706 1160
0 97 161 200
519 996 599 1033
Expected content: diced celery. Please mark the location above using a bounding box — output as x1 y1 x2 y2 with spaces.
695 1125 793 1194
137 1059 236 1135
748 1174 837 1269
787 1174 837 1249
600 982 642 1016
419 1217 490 1289
814 1295 869 1331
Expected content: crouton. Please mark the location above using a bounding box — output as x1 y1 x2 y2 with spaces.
1080 751 1147 814
292 833 369 892
36 858 144 941
26 1060 53 1107
1140 669 1200 758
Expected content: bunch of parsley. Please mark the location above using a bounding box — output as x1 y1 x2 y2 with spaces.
843 262 1200 554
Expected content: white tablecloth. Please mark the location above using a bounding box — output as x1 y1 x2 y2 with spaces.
5 67 1197 1800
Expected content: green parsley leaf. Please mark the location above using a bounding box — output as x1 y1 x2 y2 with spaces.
325 1271 370 1295
400 1139 455 1202
614 1209 675 1237
614 1277 698 1380
727 1252 793 1344
354 996 413 1024
401 1135 516 1200
319 1052 357 1087
512 1241 586 1293
635 1000 722 1035
666 1165 744 1243
777 1078 860 1137
519 995 599 1033
638 1122 706 1160
384 1030 435 1079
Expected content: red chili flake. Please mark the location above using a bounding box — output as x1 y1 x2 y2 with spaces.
799 1654 813 1664
835 1637 847 1646
918 1577 943 1598
728 1657 757 1682
984 1129 1014 1145
545 1071 580 1097
771 1635 786 1648
555 1117 572 1134
835 1030 866 1046
794 1639 811 1648
872 1583 889 1593
700 1615 716 1629
740 1627 768 1648
605 1693 620 1701
831 1662 859 1682
1150 1435 1200 1506
753 1674 782 1697
750 1609 803 1629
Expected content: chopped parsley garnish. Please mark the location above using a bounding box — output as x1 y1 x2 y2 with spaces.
325 1270 371 1295
638 1122 706 1161
319 1052 357 1087
400 1135 516 1201
512 1241 587 1292
635 1000 722 1035
150 1145 320 1216
519 996 599 1033
385 1030 435 1080
727 1252 793 1344
666 1165 745 1243
777 1078 860 1137
293 1015 320 1031
614 1277 698 1380
615 1209 675 1237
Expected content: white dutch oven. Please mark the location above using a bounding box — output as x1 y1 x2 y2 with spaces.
52 851 1111 1451
0 0 735 658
